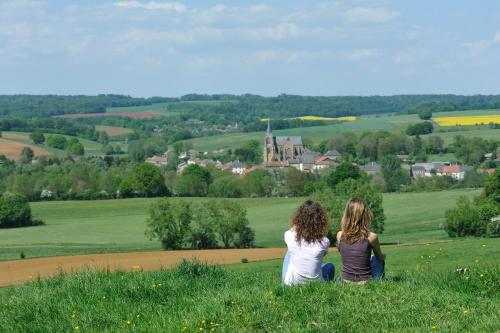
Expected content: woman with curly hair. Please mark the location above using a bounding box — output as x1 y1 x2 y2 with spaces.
282 200 335 286
337 198 385 284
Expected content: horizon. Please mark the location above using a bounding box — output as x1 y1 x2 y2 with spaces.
1 0 500 97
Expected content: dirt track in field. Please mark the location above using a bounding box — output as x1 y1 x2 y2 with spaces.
0 248 297 287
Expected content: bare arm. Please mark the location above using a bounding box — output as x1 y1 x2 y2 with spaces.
368 232 385 262
336 231 342 246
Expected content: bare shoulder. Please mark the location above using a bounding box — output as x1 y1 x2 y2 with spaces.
336 231 342 239
367 232 378 242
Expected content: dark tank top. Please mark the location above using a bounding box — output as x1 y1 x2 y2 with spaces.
338 237 372 282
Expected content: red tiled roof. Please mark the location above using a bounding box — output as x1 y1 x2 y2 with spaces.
442 165 461 173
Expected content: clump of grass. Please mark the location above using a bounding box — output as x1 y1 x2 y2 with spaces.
20 251 25 259
241 257 249 263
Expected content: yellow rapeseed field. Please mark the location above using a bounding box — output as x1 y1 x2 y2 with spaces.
260 116 357 122
434 115 500 126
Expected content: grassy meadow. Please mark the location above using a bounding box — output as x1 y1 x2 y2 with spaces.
0 188 481 261
0 238 498 332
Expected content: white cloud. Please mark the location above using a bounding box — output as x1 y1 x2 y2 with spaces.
494 32 500 43
345 7 400 23
248 23 299 41
345 48 383 61
393 50 415 64
112 1 186 13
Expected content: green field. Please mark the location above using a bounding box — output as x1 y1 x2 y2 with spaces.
0 189 481 261
184 112 499 151
0 238 498 332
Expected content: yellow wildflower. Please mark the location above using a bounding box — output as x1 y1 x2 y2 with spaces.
126 320 132 325
463 310 469 315
431 326 437 330
74 326 80 331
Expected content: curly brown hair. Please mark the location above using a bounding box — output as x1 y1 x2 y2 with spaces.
291 200 329 243
340 198 373 244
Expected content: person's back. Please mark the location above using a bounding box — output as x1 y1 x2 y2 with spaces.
338 237 372 282
337 198 385 283
283 229 330 284
282 200 335 286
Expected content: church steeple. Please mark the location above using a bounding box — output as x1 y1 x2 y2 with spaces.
266 119 272 136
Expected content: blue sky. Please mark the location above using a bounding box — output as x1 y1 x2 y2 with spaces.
1 0 499 97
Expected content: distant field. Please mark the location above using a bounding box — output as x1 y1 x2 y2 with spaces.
0 138 49 160
426 128 500 144
186 113 421 151
260 116 357 122
54 111 160 119
95 126 133 137
0 188 480 261
434 115 500 126
1 131 127 157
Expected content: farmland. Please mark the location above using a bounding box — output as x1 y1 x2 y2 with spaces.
0 131 127 157
95 126 133 137
0 138 49 160
0 188 481 261
434 115 500 126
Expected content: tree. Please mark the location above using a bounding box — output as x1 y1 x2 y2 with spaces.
67 142 85 156
132 163 169 197
208 176 242 198
175 164 212 197
98 131 109 145
145 199 191 249
284 167 315 196
20 147 34 164
380 155 410 192
311 178 385 240
46 135 67 149
189 202 218 249
241 169 275 197
444 196 483 237
327 162 361 189
211 200 253 248
30 132 45 144
406 122 433 136
234 140 262 164
418 110 432 120
0 193 35 228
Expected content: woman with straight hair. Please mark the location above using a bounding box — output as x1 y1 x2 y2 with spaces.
282 200 335 286
337 198 385 284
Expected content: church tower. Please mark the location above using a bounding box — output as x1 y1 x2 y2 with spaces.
264 120 275 162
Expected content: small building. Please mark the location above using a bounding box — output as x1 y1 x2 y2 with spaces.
410 165 426 178
360 162 381 175
146 155 167 167
313 156 332 171
323 150 342 161
441 165 472 180
289 152 321 172
224 160 245 175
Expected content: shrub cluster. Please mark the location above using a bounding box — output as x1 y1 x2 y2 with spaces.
0 193 43 228
445 170 500 237
145 198 254 250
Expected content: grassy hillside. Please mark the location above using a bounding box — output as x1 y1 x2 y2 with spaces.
0 189 480 261
0 238 498 332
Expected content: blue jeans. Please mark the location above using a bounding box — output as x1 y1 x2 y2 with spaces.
281 251 335 283
370 255 385 280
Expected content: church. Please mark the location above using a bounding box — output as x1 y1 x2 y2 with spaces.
263 120 305 163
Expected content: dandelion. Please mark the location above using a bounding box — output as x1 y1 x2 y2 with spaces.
463 310 469 315
480 274 484 278
74 326 80 331
431 325 437 330
481 244 486 248
71 314 76 319
127 320 132 325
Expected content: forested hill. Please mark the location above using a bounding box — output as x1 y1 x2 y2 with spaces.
2 94 500 119
0 95 173 118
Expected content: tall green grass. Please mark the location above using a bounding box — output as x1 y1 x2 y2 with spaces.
0 239 498 332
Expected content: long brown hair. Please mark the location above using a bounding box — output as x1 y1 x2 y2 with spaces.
291 200 329 243
340 198 373 244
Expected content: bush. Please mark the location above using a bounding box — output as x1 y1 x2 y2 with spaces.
444 196 499 237
0 193 41 228
406 122 433 136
